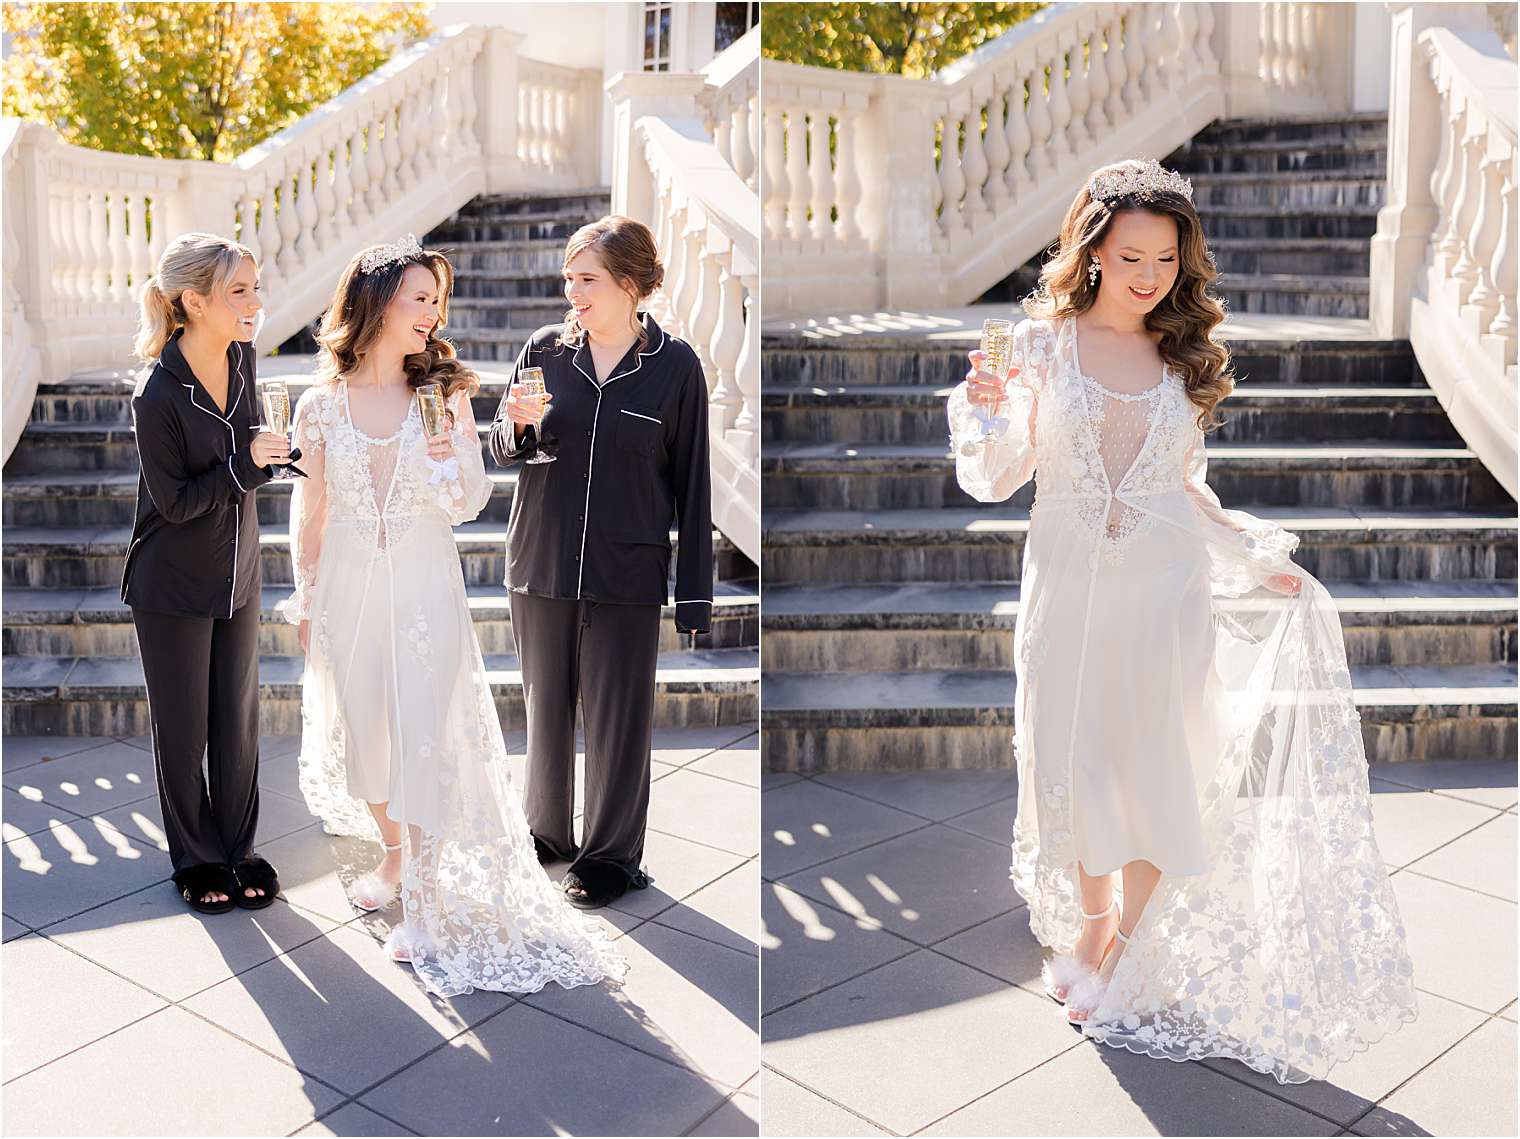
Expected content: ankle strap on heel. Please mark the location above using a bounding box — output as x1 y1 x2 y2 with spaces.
382 840 403 852
1080 900 1118 921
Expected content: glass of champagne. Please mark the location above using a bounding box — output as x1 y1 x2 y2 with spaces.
517 366 555 465
260 379 294 479
416 382 447 440
977 318 1015 439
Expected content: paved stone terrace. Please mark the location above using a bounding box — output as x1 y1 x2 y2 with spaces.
2 725 759 1137
760 763 1517 1137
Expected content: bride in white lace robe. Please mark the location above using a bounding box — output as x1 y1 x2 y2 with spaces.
949 311 1417 1082
285 279 625 997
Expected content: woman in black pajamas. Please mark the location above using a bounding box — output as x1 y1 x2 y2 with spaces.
122 232 290 913
489 216 713 910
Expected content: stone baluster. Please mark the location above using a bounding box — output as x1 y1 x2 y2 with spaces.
47 190 65 301
395 84 418 195
381 99 404 201
365 116 388 219
1046 43 1073 169
257 179 283 290
1005 68 1033 201
983 78 1011 214
88 190 110 303
732 273 758 447
808 109 834 241
1027 58 1054 182
1177 2 1201 78
710 254 744 434
1103 11 1128 124
731 92 755 187
556 82 572 168
1140 5 1166 106
960 101 990 227
313 142 338 254
72 187 92 304
127 193 151 295
937 107 967 244
107 194 129 304
456 46 481 155
1196 2 1219 76
712 92 734 171
1084 24 1110 142
1123 8 1147 115
1063 33 1092 155
1431 88 1464 272
1450 122 1484 297
1465 151 1502 326
1489 165 1516 348
345 127 370 229
762 102 787 243
666 199 694 341
687 218 720 377
331 135 355 241
784 108 810 242
236 194 260 268
834 111 864 242
296 153 320 266
277 167 303 280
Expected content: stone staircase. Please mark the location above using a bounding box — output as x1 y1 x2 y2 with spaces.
761 115 1517 773
2 191 759 737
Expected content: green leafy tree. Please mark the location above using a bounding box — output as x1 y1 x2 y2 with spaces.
2 2 433 161
762 2 1045 77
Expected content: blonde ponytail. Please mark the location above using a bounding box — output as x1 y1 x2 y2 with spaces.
133 233 256 364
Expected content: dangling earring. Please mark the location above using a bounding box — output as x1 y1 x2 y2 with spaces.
1088 256 1101 287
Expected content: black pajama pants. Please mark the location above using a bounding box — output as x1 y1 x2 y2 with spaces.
509 592 661 885
131 601 262 878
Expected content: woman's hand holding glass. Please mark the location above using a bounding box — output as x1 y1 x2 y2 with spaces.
505 382 552 430
964 349 1019 408
250 431 292 468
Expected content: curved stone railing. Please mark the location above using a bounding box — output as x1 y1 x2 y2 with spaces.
1373 12 1517 497
1 24 602 461
701 25 760 193
761 1 1358 316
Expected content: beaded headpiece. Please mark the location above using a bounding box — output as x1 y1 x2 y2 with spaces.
1088 160 1194 204
358 234 423 274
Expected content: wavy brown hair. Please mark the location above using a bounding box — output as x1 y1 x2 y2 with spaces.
559 216 665 350
1024 159 1233 430
315 245 479 411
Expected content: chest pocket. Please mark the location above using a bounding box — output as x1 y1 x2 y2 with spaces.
615 407 663 456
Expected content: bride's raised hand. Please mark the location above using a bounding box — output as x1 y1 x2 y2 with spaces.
425 432 455 462
1265 572 1303 596
965 349 1019 408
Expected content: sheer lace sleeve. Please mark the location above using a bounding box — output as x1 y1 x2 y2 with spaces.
1184 425 1300 568
433 389 493 526
947 318 1040 502
285 387 330 625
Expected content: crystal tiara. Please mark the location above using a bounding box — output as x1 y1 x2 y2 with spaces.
1088 160 1194 204
359 234 423 274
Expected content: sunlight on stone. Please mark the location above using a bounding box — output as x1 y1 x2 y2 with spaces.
92 819 142 859
819 876 881 931
52 822 99 866
760 921 782 951
775 884 837 943
59 782 80 797
129 812 167 849
94 777 112 790
272 953 329 1002
772 829 796 846
4 828 51 874
866 874 901 905
16 786 42 802
125 772 143 785
810 822 831 837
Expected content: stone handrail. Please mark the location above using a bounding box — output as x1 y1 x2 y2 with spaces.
1 24 603 461
761 1 1357 316
701 25 760 192
1372 10 1517 497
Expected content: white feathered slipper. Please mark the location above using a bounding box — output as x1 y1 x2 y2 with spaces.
1068 925 1130 1024
349 840 403 913
1044 900 1118 1003
384 921 436 963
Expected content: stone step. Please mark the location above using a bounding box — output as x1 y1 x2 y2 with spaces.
762 507 1518 584
445 191 611 219
760 662 1514 770
760 580 1518 672
425 215 596 244
1 580 759 659
1166 137 1387 176
442 242 567 273
1188 171 1385 211
439 328 545 361
1 523 747 589
1 646 758 737
760 335 1421 389
758 442 1508 511
450 270 567 299
445 297 567 330
760 385 1463 446
1217 273 1371 319
1188 113 1388 148
1209 238 1370 279
1190 206 1379 241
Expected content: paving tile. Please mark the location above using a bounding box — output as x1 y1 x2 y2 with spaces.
762 950 1077 1135
942 797 1016 844
253 823 391 925
295 1103 417 1136
259 749 306 800
1368 782 1502 868
3 785 85 837
0 736 113 774
761 882 918 1015
814 770 1018 822
2 912 31 941
762 771 803 790
652 723 759 754
1201 989 1484 1125
762 781 923 879
759 1071 891 1137
1 1004 343 1136
525 921 758 1089
778 823 1016 946
687 743 760 787
919 1036 1338 1136
652 858 759 955
1404 813 1517 901
1370 758 1518 811
605 827 749 921
46 884 342 1002
360 1001 730 1136
647 768 759 858
1352 1018 1517 1137
81 784 318 858
1390 870 1517 1013
689 1089 759 1136
2 932 167 1081
2 816 167 929
181 922 514 1095
933 905 1049 996
2 739 158 815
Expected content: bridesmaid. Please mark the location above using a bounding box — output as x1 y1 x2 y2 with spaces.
122 233 288 913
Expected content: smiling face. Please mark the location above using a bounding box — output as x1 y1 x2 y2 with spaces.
564 246 638 338
182 255 262 343
1092 209 1181 314
383 263 442 354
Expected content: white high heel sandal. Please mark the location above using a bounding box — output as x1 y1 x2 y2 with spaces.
1042 900 1118 1004
1067 925 1130 1023
349 840 403 913
383 920 436 964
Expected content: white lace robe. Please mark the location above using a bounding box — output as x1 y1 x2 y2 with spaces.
286 382 626 996
947 315 1416 1083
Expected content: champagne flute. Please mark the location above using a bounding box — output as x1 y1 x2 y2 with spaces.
518 367 555 465
260 379 295 479
416 382 447 440
977 318 1015 439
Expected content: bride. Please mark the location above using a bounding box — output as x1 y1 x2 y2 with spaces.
948 159 1416 1082
284 235 625 996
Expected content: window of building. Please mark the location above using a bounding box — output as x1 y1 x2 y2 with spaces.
643 2 672 72
714 2 759 52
